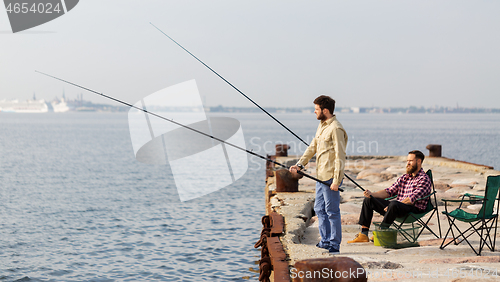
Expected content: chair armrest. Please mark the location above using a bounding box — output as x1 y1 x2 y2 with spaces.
415 191 436 201
463 193 484 199
441 198 484 203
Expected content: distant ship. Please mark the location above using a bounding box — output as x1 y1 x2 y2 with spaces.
0 99 49 113
51 98 70 113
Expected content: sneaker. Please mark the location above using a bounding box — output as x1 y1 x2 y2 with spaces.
316 242 329 250
370 235 374 242
347 232 370 243
328 246 340 254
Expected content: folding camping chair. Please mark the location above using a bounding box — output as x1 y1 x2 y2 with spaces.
387 170 442 243
440 175 500 255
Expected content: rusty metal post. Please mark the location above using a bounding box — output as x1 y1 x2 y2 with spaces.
275 169 303 192
426 144 442 157
276 144 290 157
293 257 367 282
266 154 276 179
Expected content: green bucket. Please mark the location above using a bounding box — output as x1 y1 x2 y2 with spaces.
373 228 397 247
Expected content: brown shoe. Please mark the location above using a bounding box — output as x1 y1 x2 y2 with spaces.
347 232 370 243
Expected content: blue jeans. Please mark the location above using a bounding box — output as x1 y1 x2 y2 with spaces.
315 179 342 250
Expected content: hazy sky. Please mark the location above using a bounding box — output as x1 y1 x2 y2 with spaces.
1 1 500 108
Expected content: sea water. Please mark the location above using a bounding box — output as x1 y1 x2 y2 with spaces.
0 112 499 281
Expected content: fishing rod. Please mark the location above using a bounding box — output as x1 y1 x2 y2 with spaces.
150 22 308 146
35 70 344 192
150 23 366 192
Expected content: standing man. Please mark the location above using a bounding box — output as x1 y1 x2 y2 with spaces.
290 95 347 254
347 150 431 243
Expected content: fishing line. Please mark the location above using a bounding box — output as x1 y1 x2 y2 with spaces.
150 23 365 192
150 22 309 146
35 70 344 192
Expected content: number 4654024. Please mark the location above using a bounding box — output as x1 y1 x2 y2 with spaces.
6 2 62 14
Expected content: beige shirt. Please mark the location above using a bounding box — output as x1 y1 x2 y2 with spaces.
297 116 348 185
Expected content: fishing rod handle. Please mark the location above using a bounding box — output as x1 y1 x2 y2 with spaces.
296 170 345 192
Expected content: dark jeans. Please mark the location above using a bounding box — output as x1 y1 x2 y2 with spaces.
358 197 422 228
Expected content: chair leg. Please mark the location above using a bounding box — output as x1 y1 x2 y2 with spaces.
436 205 442 238
478 217 496 252
440 215 456 249
459 222 480 256
441 216 480 255
448 217 459 245
494 216 498 252
480 220 490 252
454 219 494 256
479 220 485 255
416 210 440 239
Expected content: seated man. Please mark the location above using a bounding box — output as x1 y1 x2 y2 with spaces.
348 150 431 243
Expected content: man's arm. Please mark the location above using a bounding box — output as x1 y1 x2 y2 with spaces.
364 189 392 212
364 189 390 199
297 137 317 168
289 137 317 173
331 127 347 186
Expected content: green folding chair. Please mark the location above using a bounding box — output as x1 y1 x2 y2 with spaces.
440 175 500 255
387 169 442 243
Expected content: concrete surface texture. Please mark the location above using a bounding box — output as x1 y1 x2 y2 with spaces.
267 156 500 282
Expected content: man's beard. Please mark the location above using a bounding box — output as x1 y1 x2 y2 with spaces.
317 111 326 121
406 164 418 175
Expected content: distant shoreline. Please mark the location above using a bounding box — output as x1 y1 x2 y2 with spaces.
3 99 499 114
206 106 500 114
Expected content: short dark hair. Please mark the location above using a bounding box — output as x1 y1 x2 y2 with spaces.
313 95 335 114
409 150 425 162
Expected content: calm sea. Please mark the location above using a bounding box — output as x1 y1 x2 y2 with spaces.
1 112 499 282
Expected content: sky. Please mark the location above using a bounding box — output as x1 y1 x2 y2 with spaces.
1 0 500 109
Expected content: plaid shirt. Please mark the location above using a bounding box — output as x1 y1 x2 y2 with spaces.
384 168 432 211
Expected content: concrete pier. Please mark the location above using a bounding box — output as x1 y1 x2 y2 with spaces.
259 155 500 282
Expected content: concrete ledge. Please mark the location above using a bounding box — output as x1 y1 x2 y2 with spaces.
264 155 500 282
